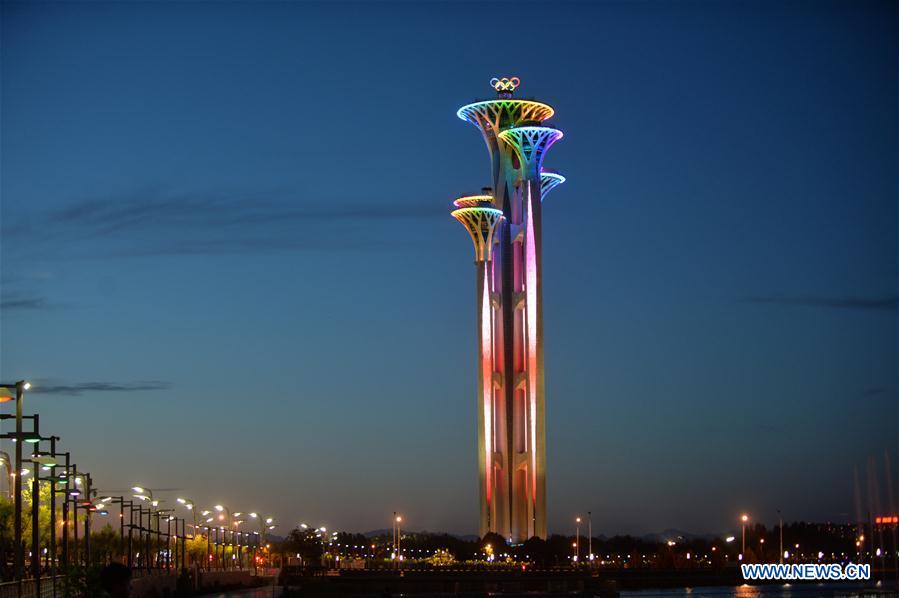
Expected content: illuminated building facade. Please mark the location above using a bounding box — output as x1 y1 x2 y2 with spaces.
452 78 564 543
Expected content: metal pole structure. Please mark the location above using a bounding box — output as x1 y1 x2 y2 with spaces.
48 437 58 595
13 381 26 583
127 502 134 568
119 498 125 561
61 453 70 569
575 517 580 564
173 518 179 571
166 516 172 572
588 511 592 562
778 510 783 565
72 466 79 566
135 505 142 570
154 512 161 571
180 519 186 571
142 505 149 571
31 416 41 598
84 474 93 566
144 507 151 572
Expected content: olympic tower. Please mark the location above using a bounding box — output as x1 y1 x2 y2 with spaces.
452 78 564 543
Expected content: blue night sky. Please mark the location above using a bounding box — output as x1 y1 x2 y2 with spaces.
1 1 896 537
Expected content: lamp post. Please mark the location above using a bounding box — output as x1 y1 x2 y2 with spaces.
133 486 162 570
67 468 87 566
156 510 176 571
249 513 275 573
201 524 212 570
232 514 247 570
33 436 60 580
741 514 749 558
393 514 403 567
177 498 200 569
69 472 94 566
0 380 31 582
176 498 199 537
1 407 40 585
214 505 234 569
1 412 43 587
777 510 783 565
55 452 74 569
200 511 215 569
99 495 136 566
588 512 593 562
25 417 46 597
575 517 581 564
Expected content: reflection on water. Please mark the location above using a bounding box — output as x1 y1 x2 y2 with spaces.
621 582 897 597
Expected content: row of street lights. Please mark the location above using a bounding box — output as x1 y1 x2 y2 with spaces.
1 380 280 585
133 487 278 571
0 380 109 596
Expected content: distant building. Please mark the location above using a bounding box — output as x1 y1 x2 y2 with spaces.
452 78 564 543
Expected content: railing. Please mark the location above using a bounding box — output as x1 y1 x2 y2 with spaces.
0 577 64 598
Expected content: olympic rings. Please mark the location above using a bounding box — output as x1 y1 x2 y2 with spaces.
490 77 520 92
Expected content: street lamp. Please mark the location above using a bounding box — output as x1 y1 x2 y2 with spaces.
176 497 201 538
248 513 275 572
741 514 749 557
587 511 594 562
0 380 31 582
575 517 581 564
133 486 163 570
394 514 403 566
777 509 783 564
214 504 246 569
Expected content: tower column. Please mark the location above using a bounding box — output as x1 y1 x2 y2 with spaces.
451 199 504 539
454 79 564 543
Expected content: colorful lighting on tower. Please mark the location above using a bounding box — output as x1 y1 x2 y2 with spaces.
451 77 565 542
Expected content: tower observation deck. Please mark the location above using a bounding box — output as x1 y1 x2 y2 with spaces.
451 78 565 543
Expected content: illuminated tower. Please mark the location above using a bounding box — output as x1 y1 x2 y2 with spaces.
452 78 564 542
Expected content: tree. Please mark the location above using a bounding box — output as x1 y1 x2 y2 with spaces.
519 536 548 565
186 534 209 566
478 533 508 562
426 548 455 566
90 524 120 564
283 528 323 564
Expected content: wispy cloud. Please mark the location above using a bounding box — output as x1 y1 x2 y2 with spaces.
3 189 445 258
744 295 899 313
31 381 171 396
0 294 49 310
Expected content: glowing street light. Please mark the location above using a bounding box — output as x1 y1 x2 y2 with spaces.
176 498 200 538
574 516 581 565
740 514 749 555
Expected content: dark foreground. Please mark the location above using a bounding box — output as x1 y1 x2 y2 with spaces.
276 569 899 598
